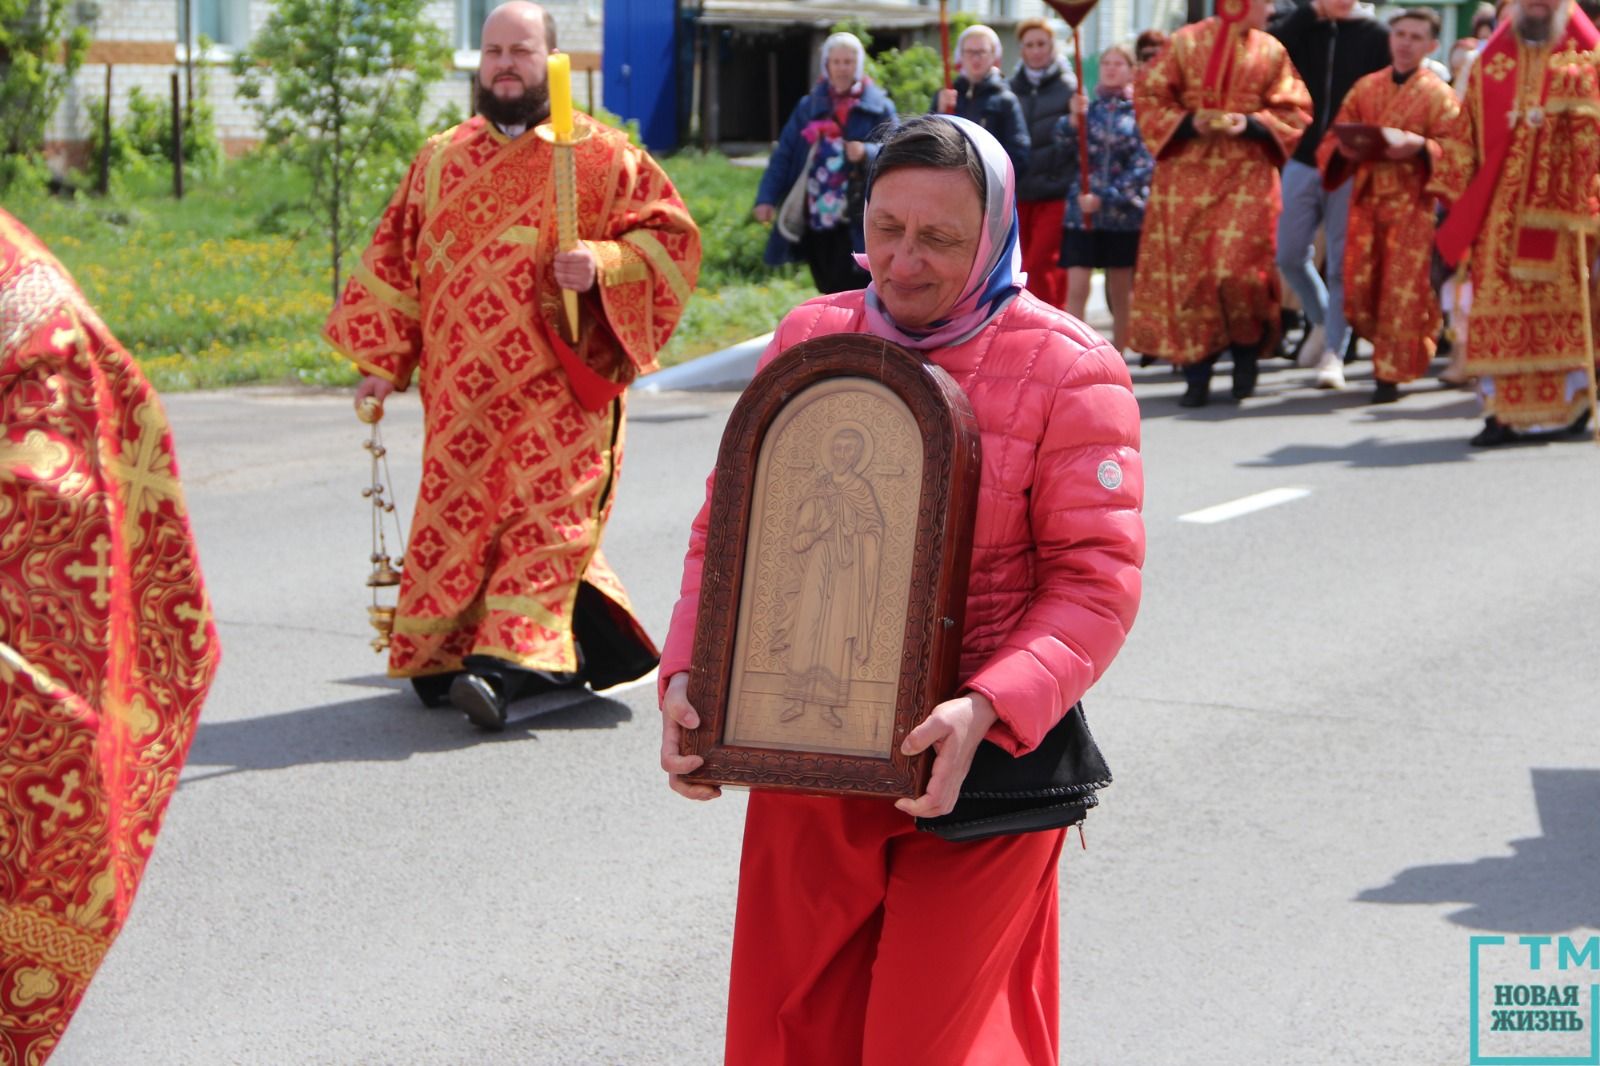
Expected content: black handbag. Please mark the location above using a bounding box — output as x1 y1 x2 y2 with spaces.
916 702 1112 843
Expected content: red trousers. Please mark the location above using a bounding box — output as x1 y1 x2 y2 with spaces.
1019 199 1067 309
725 791 1066 1066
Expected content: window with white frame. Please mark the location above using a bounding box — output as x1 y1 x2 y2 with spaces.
459 0 499 50
179 0 251 50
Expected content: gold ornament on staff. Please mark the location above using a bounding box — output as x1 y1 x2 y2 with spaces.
537 52 590 344
357 396 407 651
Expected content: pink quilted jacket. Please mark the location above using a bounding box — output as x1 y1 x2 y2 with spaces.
659 289 1144 756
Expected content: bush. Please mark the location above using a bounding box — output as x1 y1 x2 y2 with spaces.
1 0 89 189
873 45 945 117
85 76 224 180
661 150 803 289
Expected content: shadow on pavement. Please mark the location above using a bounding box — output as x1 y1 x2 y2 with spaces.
1237 434 1480 468
1360 395 1481 421
1136 384 1376 423
1356 768 1600 932
180 683 633 786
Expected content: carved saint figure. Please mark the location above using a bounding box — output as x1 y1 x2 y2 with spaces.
771 425 884 727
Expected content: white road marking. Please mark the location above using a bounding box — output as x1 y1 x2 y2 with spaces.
1179 487 1312 525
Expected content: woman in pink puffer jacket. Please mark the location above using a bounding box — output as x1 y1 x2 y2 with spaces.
659 115 1144 1066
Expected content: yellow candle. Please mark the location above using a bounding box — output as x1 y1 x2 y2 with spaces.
548 52 573 141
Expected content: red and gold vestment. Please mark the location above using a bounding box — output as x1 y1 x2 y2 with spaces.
0 208 220 1060
1435 5 1600 428
1129 14 1311 364
324 116 700 680
1318 66 1471 383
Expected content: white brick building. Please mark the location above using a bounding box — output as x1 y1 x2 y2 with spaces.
46 0 605 159
46 0 1194 158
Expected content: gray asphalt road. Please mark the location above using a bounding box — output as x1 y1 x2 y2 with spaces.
51 356 1600 1065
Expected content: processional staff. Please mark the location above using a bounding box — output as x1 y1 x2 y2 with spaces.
1043 0 1101 231
940 0 953 90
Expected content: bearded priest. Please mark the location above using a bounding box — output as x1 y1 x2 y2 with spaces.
325 2 701 726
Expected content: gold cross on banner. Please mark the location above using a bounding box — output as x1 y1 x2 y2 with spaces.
27 770 85 827
63 533 113 610
109 399 182 542
174 601 213 652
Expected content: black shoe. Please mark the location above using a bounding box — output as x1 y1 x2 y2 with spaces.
1179 360 1213 407
410 673 457 709
451 673 507 731
1469 417 1541 447
1563 406 1594 438
1371 381 1400 405
1139 353 1157 368
461 653 577 704
1229 345 1259 400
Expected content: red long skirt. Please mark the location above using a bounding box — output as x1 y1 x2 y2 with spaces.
1019 199 1068 309
724 791 1066 1066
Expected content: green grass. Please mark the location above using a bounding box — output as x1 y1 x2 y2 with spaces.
8 160 342 391
7 149 815 391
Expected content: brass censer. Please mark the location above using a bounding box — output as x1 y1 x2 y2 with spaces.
358 395 407 652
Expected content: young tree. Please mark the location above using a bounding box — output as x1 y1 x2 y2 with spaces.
234 0 450 304
0 0 89 187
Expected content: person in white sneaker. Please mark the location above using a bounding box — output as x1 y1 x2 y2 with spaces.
1269 0 1392 389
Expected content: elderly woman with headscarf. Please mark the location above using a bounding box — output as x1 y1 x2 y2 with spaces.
660 115 1145 1066
1008 17 1078 308
753 31 898 294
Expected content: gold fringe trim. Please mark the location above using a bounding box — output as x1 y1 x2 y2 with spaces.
1520 210 1600 235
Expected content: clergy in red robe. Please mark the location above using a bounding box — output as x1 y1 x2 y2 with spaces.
1435 0 1600 444
0 207 220 1062
1318 9 1472 402
324 3 701 727
1128 0 1311 407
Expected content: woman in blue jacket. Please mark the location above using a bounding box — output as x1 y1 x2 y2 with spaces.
1055 44 1152 356
753 32 898 293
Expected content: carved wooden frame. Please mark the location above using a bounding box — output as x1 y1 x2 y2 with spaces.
681 334 981 798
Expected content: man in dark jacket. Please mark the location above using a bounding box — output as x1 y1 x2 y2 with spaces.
1270 0 1389 388
1009 18 1076 307
937 24 1030 174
